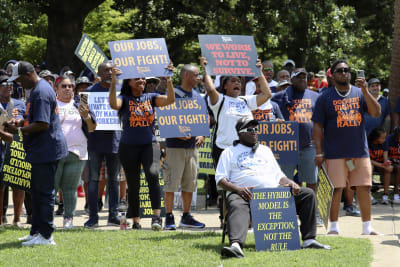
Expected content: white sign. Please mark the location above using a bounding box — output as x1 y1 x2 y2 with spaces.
87 92 122 131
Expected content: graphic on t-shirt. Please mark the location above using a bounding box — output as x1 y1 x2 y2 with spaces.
369 148 384 162
24 102 30 127
253 109 275 122
287 99 312 123
128 99 154 127
237 151 264 170
332 97 362 128
228 100 249 115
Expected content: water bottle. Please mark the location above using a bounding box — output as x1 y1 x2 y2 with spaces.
120 212 127 230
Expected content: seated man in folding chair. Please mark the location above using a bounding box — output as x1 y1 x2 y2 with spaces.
216 118 330 258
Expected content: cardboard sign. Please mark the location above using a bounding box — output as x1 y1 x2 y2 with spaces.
155 98 209 138
1 132 31 191
257 121 299 164
316 165 334 230
198 34 259 77
139 169 165 218
108 38 172 79
75 33 109 74
86 92 121 131
250 187 300 251
198 132 215 175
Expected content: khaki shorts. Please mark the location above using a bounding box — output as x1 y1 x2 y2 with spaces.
163 148 198 192
325 157 372 189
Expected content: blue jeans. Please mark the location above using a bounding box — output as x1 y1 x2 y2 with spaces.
88 151 120 220
280 146 318 184
30 161 58 239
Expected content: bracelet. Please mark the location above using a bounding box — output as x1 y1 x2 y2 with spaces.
315 154 324 157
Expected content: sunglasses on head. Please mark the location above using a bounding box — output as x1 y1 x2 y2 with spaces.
238 127 258 133
0 82 13 87
334 68 350 74
263 68 274 71
61 84 74 88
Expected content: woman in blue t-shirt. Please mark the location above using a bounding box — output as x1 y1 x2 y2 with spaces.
368 128 393 204
109 65 175 230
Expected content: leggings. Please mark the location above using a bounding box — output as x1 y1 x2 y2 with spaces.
119 142 161 218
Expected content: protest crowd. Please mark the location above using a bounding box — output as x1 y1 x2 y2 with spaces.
0 35 397 257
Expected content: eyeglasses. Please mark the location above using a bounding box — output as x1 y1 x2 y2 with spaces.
61 84 74 88
263 68 274 71
238 127 258 133
334 68 350 74
0 82 13 87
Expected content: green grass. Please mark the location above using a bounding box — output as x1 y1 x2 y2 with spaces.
0 227 372 267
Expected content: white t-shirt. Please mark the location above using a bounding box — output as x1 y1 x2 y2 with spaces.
57 100 88 160
245 80 278 96
208 93 258 149
215 143 285 189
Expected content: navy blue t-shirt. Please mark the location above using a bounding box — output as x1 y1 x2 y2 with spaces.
394 96 400 113
364 96 390 135
368 141 388 163
166 87 200 148
87 83 121 153
387 134 400 161
119 93 158 145
23 79 68 163
272 86 319 148
252 101 284 122
312 86 369 159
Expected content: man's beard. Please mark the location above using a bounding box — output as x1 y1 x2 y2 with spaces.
335 80 349 86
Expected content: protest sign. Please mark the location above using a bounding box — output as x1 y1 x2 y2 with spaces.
139 169 165 218
75 34 108 74
108 38 172 79
155 98 209 138
257 121 299 165
317 166 334 230
1 132 31 191
198 34 259 77
250 187 300 251
86 92 121 131
198 131 215 175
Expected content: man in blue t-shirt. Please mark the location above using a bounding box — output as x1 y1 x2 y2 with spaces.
163 65 206 230
84 62 122 228
312 59 381 236
364 78 390 135
5 61 68 246
272 68 320 192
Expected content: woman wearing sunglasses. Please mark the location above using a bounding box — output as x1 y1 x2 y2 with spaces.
109 63 175 230
54 76 97 229
0 71 26 227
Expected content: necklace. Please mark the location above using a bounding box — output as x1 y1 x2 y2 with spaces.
335 86 351 98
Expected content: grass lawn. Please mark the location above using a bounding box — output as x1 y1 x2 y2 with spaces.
0 227 372 267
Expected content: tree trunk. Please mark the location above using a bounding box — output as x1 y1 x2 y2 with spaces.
44 0 105 74
389 0 400 109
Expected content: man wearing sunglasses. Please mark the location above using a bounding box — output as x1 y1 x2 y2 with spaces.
245 60 278 95
216 117 330 258
4 61 68 246
312 59 381 236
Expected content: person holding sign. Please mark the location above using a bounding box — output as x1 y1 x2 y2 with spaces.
216 118 330 258
109 63 175 230
54 76 96 229
312 60 381 236
5 61 68 246
0 71 26 227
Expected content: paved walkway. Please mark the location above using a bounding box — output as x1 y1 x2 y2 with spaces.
2 194 399 266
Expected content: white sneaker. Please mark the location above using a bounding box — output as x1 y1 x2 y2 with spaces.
382 195 389 205
393 194 400 204
22 233 56 247
18 234 37 241
63 217 73 229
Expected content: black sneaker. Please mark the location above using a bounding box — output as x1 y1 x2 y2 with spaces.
107 216 121 226
118 199 128 212
84 217 99 229
132 222 142 230
179 213 205 228
151 216 162 231
164 213 176 230
55 203 64 216
98 199 103 212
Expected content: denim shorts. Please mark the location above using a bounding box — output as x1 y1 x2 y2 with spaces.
280 146 318 184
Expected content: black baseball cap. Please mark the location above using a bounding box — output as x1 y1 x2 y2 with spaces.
368 78 380 86
8 61 35 82
235 117 259 132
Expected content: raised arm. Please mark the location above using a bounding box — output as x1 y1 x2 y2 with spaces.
355 77 381 118
109 67 123 110
200 57 219 105
154 61 175 107
255 59 272 106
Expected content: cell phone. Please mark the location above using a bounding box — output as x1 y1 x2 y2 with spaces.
346 160 355 171
80 93 88 106
356 70 365 78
